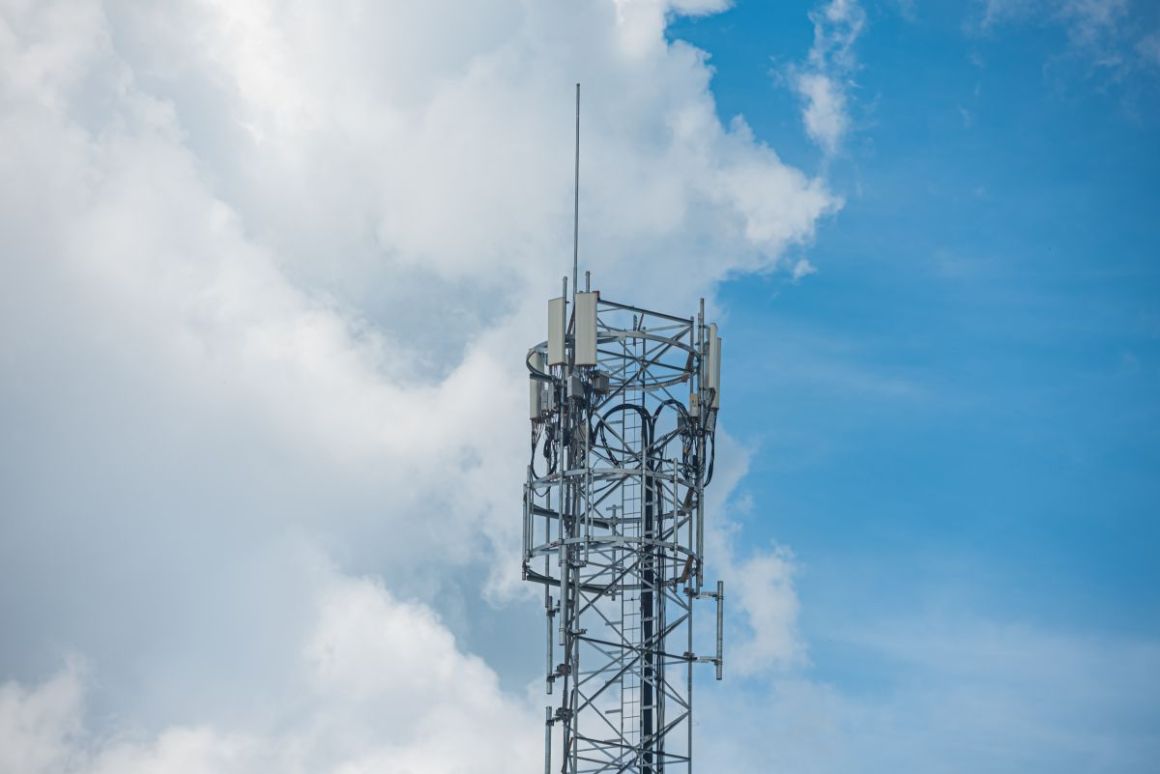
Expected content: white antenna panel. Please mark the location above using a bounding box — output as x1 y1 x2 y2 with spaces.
574 292 598 366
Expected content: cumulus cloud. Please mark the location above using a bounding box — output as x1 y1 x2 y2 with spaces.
700 617 1160 773
788 0 866 155
0 569 539 774
0 661 85 774
4 2 1160 771
0 0 834 764
611 0 732 56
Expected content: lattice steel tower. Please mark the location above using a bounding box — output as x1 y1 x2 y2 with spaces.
523 274 725 773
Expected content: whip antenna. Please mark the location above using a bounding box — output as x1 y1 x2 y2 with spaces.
572 83 580 302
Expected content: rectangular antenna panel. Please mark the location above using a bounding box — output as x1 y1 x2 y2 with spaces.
548 297 566 366
529 351 545 419
574 292 598 366
713 334 722 407
707 323 721 408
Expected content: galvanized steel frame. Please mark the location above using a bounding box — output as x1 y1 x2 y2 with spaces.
524 292 724 774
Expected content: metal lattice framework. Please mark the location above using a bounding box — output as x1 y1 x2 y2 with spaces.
524 282 724 774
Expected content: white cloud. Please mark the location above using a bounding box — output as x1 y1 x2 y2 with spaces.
793 256 819 281
789 0 866 155
0 661 85 774
2 2 1158 771
612 0 732 57
797 72 851 157
0 0 835 764
730 546 805 672
699 618 1160 773
0 569 539 774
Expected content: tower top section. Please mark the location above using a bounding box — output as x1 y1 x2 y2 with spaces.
523 277 725 773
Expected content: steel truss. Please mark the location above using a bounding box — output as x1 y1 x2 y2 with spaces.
524 288 724 774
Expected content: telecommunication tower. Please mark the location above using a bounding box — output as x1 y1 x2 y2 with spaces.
522 85 725 774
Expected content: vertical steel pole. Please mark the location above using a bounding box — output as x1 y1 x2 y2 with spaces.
572 83 580 304
545 706 553 774
716 580 724 681
546 593 554 695
688 585 694 771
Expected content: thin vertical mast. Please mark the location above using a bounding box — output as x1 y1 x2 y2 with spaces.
572 83 580 304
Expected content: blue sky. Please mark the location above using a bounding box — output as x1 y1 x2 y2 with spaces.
1 1 1158 772
675 0 1160 635
672 1 1160 765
